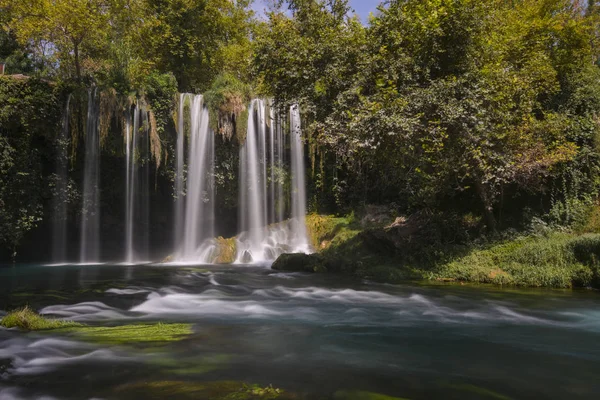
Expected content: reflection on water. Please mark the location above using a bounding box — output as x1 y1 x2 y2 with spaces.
0 263 599 399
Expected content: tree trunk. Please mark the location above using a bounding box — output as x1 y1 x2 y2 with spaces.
476 181 497 232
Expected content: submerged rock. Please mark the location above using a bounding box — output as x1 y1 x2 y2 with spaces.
271 253 326 273
115 380 294 399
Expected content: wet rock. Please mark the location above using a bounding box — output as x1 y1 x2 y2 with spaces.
360 204 395 228
271 253 326 273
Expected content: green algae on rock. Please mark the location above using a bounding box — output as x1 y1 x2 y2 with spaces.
58 323 193 344
333 390 409 400
115 380 294 400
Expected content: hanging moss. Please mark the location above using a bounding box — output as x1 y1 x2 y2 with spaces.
149 110 162 169
236 107 249 144
265 101 271 129
99 88 118 148
209 108 219 133
204 73 252 142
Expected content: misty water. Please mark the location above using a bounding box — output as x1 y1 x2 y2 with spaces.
1 264 599 399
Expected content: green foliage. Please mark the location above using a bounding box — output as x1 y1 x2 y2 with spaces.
254 0 600 233
0 306 82 330
140 0 254 92
0 76 62 258
204 73 253 141
1 0 110 80
434 232 600 288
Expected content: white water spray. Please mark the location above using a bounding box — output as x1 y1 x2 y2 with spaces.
177 95 215 261
52 94 71 263
80 89 100 263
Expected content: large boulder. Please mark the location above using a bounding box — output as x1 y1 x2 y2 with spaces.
271 253 326 273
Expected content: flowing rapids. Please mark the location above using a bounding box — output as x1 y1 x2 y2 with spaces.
1 264 599 399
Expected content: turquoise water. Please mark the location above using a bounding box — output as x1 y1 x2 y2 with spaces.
0 263 599 399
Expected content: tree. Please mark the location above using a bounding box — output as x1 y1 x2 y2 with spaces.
0 0 109 80
140 0 254 92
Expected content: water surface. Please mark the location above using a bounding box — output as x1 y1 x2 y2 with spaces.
0 263 599 399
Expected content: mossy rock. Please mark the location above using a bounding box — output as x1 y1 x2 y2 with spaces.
0 306 82 330
0 307 193 344
115 380 294 400
215 236 237 264
58 323 193 345
271 253 326 273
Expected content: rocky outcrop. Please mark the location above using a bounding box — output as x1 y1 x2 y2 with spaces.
271 253 326 273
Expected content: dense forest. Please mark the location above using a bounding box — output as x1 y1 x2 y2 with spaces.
2 0 600 287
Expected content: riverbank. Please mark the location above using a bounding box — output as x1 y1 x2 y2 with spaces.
273 212 600 289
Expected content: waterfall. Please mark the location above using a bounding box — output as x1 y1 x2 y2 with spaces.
290 105 310 252
276 113 285 223
174 94 188 252
124 103 150 263
235 100 311 263
80 88 101 263
169 95 310 265
177 94 215 261
269 107 276 224
51 94 71 264
140 108 150 260
237 100 268 262
124 106 135 263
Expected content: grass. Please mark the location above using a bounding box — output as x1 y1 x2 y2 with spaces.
432 232 600 288
58 322 194 344
0 306 82 330
305 213 360 251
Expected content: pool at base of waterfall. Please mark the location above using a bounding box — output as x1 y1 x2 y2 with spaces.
0 263 599 399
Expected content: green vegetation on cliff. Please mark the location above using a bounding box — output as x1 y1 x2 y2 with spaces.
277 209 600 289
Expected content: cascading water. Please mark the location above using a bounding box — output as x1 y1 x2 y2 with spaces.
174 94 188 251
276 113 285 222
169 95 310 264
237 100 269 262
80 88 101 263
289 105 311 252
269 107 276 224
140 110 150 259
235 101 311 263
124 103 150 264
51 94 71 264
175 95 216 262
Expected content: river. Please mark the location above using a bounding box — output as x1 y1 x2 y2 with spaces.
0 264 599 399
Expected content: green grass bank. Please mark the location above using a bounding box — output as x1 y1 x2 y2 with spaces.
272 212 600 289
